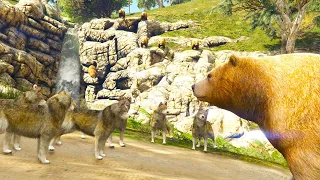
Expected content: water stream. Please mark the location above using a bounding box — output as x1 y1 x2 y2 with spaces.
56 28 81 104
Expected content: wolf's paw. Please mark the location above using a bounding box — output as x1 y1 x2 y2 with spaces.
48 146 55 151
162 142 166 145
120 143 126 147
203 149 207 153
196 144 201 148
40 159 50 164
100 153 106 157
109 144 115 148
14 146 21 151
96 156 103 160
56 141 62 145
151 140 154 143
3 149 12 154
81 135 86 139
213 145 218 148
192 147 195 150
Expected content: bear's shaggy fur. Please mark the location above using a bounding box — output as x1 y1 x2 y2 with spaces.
191 39 200 50
88 62 97 78
141 12 148 21
158 37 166 49
140 36 149 48
192 53 320 180
118 9 125 19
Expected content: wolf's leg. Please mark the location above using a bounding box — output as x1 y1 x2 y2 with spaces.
13 134 21 151
38 135 50 164
107 133 114 148
203 138 208 152
81 133 86 139
3 132 13 154
119 129 125 147
162 128 167 144
192 136 196 150
166 123 173 138
49 135 59 151
210 133 217 148
196 137 201 147
95 135 103 160
151 129 156 143
56 135 62 145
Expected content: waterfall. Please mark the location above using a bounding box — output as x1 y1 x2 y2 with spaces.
56 28 81 103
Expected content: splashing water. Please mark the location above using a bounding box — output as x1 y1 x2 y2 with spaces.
56 28 81 103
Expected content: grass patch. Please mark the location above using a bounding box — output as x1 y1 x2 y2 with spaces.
128 0 318 53
5 0 18 5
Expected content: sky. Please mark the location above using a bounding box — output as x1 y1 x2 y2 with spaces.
123 0 170 14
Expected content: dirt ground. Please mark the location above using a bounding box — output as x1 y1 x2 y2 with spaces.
0 133 292 180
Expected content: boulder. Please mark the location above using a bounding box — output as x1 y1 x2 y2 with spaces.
0 73 15 87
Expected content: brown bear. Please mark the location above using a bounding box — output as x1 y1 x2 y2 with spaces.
141 11 148 21
118 9 125 19
191 39 200 50
158 37 166 49
88 62 97 78
192 53 320 180
140 36 149 48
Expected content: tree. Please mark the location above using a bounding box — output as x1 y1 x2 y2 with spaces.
221 0 317 54
137 0 157 10
59 0 129 23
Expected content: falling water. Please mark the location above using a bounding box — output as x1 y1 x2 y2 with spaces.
56 28 81 103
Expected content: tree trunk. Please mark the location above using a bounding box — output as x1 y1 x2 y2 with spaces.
285 34 297 54
280 33 287 54
157 0 164 8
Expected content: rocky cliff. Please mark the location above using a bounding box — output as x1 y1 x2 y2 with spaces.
0 0 67 98
77 16 268 139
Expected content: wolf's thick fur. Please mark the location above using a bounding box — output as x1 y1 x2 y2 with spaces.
49 98 131 160
0 91 73 164
188 103 216 152
0 88 46 151
150 102 172 144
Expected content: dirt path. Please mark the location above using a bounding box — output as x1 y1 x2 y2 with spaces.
0 133 292 180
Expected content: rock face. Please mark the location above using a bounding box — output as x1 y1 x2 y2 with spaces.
0 0 67 98
78 16 268 140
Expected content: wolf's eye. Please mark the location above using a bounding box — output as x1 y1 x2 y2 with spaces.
207 74 212 79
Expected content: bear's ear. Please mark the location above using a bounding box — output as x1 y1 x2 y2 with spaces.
229 54 239 66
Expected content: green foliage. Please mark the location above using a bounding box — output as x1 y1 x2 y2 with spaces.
0 84 22 99
216 136 287 167
169 0 191 5
5 0 18 5
58 0 129 23
127 117 151 133
137 0 157 10
138 107 151 119
219 0 319 38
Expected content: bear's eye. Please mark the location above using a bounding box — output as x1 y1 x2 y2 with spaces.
207 74 212 79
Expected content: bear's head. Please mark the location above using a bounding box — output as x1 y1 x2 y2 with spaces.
192 54 269 117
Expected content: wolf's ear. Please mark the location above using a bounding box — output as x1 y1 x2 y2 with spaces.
229 54 239 66
199 102 203 109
